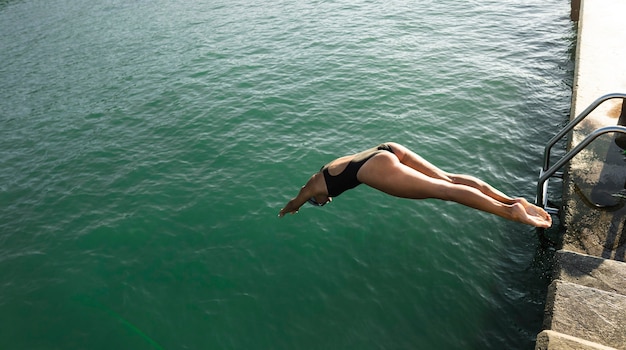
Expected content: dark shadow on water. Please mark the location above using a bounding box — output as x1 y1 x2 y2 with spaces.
468 223 563 350
536 215 565 249
0 0 20 11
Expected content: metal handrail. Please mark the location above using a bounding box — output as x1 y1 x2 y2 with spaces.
537 125 626 213
543 93 626 171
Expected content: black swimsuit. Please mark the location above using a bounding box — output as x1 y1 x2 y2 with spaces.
321 144 395 197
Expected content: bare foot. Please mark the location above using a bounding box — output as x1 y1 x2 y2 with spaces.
515 198 552 222
511 202 552 228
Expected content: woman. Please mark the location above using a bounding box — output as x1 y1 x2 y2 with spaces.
278 142 552 228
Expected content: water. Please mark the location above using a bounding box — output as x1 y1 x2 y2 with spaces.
1 0 574 349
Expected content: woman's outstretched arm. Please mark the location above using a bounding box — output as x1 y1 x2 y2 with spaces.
278 173 324 217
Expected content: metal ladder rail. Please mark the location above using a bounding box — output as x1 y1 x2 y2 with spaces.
537 125 626 214
543 93 626 173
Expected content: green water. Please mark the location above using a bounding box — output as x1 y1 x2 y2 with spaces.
1 0 574 348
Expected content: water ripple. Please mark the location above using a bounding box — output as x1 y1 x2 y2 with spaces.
1 0 572 348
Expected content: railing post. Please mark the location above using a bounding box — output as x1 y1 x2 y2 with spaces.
571 0 581 21
616 98 626 149
538 94 626 213
536 126 626 213
542 93 626 172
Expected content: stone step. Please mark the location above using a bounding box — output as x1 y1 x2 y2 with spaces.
554 250 626 296
543 280 626 349
535 330 618 350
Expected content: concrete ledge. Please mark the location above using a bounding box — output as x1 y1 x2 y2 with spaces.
535 330 617 350
562 0 626 261
536 0 626 349
543 281 626 349
555 250 626 295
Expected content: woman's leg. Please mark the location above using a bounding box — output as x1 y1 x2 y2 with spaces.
358 153 552 228
447 173 515 204
387 142 516 204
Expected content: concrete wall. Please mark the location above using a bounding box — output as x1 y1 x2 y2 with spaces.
534 0 626 349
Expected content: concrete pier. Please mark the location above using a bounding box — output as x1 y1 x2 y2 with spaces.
535 0 626 349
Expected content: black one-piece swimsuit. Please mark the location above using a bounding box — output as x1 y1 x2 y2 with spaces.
321 143 394 197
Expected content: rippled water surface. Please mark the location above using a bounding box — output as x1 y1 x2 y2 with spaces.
1 0 573 349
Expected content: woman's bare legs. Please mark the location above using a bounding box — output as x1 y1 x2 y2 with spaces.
386 142 551 218
387 142 515 203
358 152 552 228
446 173 515 204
